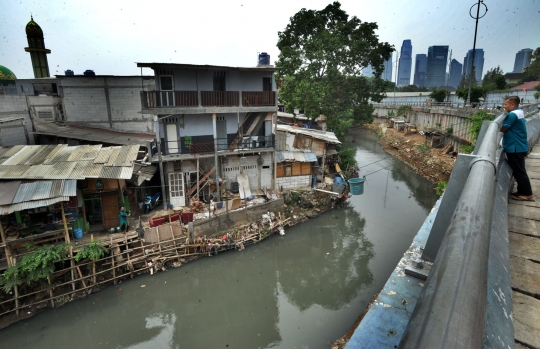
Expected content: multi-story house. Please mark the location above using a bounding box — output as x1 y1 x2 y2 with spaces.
137 62 279 207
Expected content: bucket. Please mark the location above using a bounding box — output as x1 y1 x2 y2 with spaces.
216 201 223 209
74 228 83 239
348 177 365 195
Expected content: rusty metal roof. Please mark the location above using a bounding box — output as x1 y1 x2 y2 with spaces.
0 144 141 180
276 125 341 144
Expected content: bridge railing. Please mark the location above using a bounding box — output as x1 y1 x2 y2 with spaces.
399 102 540 349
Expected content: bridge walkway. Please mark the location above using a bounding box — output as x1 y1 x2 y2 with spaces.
509 143 540 349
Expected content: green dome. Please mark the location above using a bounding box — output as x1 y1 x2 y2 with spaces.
0 65 17 80
26 15 43 37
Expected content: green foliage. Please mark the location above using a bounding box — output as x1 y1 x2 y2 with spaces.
0 243 69 293
459 144 475 154
396 105 412 117
458 72 478 90
338 145 357 169
285 191 300 205
436 181 448 196
535 91 540 101
276 2 394 141
482 66 504 87
387 110 395 117
429 90 447 103
74 240 109 262
494 76 507 90
456 86 486 103
419 144 428 152
468 110 495 142
446 126 453 135
398 85 429 92
519 47 540 83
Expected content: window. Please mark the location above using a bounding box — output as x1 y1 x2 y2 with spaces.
213 71 226 92
263 77 272 91
277 162 311 177
160 76 173 91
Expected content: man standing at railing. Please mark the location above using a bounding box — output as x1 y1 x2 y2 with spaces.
500 96 535 201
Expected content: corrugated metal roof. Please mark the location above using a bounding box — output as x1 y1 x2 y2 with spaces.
0 145 141 180
50 180 64 197
0 145 24 164
94 147 112 164
276 151 318 163
0 196 70 215
63 180 77 196
67 145 102 161
0 181 21 205
276 125 341 144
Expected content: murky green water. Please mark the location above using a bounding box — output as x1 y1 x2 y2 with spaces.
0 130 438 349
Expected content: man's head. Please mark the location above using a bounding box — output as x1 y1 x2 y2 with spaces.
120 206 125 211
503 96 520 112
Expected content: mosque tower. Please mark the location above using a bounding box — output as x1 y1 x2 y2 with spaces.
24 15 51 78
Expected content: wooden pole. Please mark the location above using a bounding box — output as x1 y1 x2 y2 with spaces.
81 199 88 233
0 220 13 267
196 157 200 199
14 285 19 318
124 234 133 278
47 277 55 308
61 203 76 294
91 234 96 286
110 235 116 285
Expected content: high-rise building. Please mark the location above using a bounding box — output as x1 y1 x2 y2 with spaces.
462 49 484 85
413 54 427 87
363 65 374 78
382 52 393 82
448 59 463 89
397 40 413 87
24 16 51 78
425 46 449 88
513 48 533 73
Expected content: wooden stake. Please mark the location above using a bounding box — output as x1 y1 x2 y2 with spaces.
61 203 76 293
110 235 116 285
76 266 87 289
91 234 96 286
47 277 55 308
124 234 133 279
0 220 13 267
14 285 19 318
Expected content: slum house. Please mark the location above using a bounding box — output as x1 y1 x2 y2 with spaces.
0 75 159 204
275 124 341 190
137 60 279 207
0 144 153 269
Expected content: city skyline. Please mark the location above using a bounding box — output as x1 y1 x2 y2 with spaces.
397 40 413 87
1 0 539 81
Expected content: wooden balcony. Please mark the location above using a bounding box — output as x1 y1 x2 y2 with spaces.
141 91 276 109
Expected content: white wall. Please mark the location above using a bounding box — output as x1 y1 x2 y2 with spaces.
221 153 273 190
0 95 35 145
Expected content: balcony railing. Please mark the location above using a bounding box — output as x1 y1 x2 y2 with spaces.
242 91 276 106
200 91 239 107
188 136 275 155
143 91 198 108
141 91 276 108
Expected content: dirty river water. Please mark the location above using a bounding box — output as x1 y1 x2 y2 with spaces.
0 130 439 349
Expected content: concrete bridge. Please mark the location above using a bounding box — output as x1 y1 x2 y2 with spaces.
347 103 540 349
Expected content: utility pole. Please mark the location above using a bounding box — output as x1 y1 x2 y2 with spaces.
466 0 488 106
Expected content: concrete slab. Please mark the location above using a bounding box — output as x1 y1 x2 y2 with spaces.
509 233 540 260
509 204 540 221
509 216 540 237
510 255 540 297
512 291 540 349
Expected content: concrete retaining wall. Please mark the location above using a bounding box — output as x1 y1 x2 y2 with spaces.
276 175 311 190
193 198 284 236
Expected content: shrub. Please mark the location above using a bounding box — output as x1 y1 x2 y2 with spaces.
74 240 109 262
436 181 448 196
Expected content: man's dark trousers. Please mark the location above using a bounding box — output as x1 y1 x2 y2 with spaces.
506 152 533 196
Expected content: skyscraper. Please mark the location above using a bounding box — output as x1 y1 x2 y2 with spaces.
425 46 449 88
413 54 427 87
462 49 484 85
448 59 463 89
382 52 393 82
24 16 51 78
397 40 413 87
513 48 533 73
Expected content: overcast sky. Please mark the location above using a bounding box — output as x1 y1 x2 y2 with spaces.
1 0 539 81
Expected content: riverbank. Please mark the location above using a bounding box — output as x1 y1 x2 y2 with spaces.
363 123 454 184
0 189 348 329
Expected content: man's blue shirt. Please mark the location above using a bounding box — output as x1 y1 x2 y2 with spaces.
502 108 528 153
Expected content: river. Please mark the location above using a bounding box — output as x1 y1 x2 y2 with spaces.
0 130 439 349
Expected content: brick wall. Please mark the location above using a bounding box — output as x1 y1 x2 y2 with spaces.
276 175 311 190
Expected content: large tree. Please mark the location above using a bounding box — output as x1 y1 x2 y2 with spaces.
520 47 540 83
276 2 393 140
482 66 504 87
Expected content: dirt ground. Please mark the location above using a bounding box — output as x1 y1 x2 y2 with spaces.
368 123 455 184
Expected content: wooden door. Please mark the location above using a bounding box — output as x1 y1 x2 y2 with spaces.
166 124 179 154
169 172 186 207
101 194 119 229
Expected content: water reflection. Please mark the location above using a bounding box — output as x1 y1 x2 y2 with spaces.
278 207 373 311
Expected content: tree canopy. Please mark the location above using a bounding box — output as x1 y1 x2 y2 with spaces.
482 66 504 87
520 47 540 83
456 86 486 103
276 2 393 140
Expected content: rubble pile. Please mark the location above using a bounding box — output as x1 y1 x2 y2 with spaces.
189 198 205 213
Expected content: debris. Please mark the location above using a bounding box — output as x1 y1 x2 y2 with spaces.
141 285 146 288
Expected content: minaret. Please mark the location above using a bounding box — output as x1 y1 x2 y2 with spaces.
24 15 51 78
